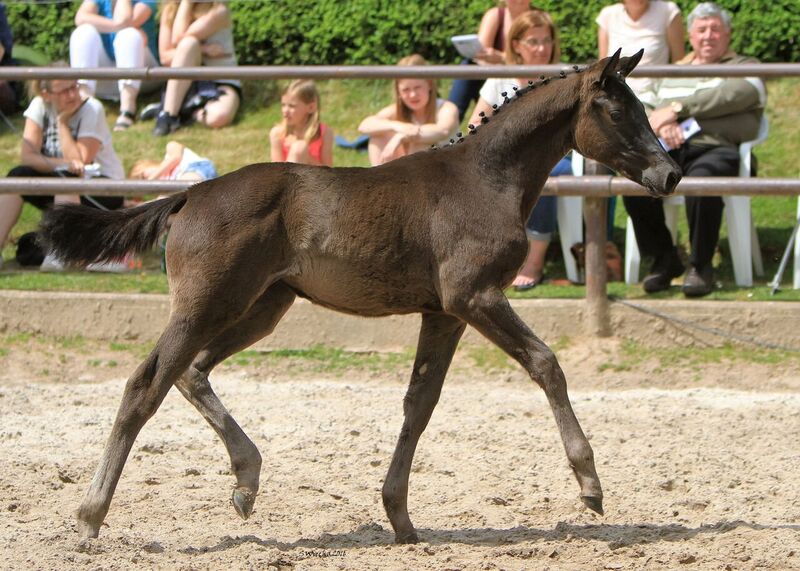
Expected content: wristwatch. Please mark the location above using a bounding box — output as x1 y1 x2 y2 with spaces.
669 100 684 116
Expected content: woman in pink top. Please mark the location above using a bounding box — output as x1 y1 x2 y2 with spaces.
597 0 685 108
269 80 334 167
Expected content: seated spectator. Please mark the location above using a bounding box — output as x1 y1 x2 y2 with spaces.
154 0 241 136
448 0 536 122
0 2 23 115
70 0 159 131
0 67 126 271
269 80 334 167
468 10 569 290
624 1 767 297
358 54 459 166
597 0 685 109
130 140 217 182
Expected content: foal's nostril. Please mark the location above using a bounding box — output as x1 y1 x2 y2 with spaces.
665 172 680 194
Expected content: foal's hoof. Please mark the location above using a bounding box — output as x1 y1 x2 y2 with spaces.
232 487 256 520
581 495 604 516
394 530 420 544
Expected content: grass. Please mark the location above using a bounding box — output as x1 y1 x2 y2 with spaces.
596 338 800 374
1 77 799 300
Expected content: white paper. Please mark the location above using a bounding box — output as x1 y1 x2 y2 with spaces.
659 117 702 151
451 34 484 60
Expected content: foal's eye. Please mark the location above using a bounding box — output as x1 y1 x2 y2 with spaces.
609 110 623 122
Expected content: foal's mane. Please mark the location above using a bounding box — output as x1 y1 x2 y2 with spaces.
435 64 590 149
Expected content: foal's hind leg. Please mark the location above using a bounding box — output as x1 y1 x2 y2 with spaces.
76 314 220 539
383 313 466 544
451 288 603 514
174 281 296 520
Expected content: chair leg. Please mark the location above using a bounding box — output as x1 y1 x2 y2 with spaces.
557 196 584 283
723 196 754 287
624 216 640 284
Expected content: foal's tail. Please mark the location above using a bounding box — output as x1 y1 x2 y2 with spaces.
39 192 188 265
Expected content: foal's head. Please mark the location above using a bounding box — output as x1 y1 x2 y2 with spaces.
574 49 681 196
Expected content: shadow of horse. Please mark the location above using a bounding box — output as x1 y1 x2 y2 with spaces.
177 520 800 554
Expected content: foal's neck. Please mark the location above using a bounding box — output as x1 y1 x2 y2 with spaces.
470 74 579 216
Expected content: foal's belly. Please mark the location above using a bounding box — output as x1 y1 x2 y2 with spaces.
283 258 441 317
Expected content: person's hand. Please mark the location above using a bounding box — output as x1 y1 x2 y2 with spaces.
395 123 421 140
202 42 227 58
474 47 503 65
59 159 85 177
57 98 86 125
649 106 677 132
658 121 684 150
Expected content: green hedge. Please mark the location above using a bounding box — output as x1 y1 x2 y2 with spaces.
7 0 799 65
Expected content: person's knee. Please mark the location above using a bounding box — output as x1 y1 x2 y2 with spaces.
113 27 144 50
176 35 202 55
203 105 236 129
71 23 102 44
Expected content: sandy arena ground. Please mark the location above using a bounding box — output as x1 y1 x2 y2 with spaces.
1 337 799 570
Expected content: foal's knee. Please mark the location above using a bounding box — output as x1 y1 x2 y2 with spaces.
529 347 564 390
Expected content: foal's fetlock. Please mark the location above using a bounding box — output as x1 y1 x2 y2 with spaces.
231 487 257 520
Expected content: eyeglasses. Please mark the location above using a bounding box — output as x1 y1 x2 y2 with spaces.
47 83 80 96
519 37 553 48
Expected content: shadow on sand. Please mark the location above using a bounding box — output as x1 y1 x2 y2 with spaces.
177 519 800 554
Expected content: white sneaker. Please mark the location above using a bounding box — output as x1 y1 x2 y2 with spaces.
86 259 129 273
40 252 65 272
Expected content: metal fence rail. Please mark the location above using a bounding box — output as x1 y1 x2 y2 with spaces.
2 63 799 82
1 176 799 196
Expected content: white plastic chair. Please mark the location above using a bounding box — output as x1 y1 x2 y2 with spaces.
555 153 586 283
624 115 769 287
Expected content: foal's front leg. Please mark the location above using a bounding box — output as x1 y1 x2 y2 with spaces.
383 313 466 544
453 288 603 514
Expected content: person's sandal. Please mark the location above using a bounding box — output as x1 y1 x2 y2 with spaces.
113 110 135 131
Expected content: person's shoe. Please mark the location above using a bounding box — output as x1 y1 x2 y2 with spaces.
153 111 180 137
642 249 684 293
40 252 65 272
139 102 161 121
682 265 714 297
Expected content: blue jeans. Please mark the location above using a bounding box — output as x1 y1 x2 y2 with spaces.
447 59 483 122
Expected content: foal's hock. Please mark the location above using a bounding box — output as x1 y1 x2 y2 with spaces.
40 50 680 543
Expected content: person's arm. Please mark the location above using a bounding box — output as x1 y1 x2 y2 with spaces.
75 0 129 33
677 77 763 120
416 100 459 144
158 6 176 65
475 7 504 64
666 13 685 62
182 3 230 43
170 0 195 43
597 25 609 59
20 118 82 174
147 141 183 179
320 126 334 167
130 0 153 29
358 104 413 136
269 125 284 162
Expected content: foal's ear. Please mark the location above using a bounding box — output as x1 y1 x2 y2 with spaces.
598 48 622 89
616 49 644 79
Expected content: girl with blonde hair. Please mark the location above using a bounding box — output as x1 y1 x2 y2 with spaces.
269 80 334 167
358 54 459 166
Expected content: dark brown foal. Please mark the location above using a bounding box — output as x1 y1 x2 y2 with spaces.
40 49 680 543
